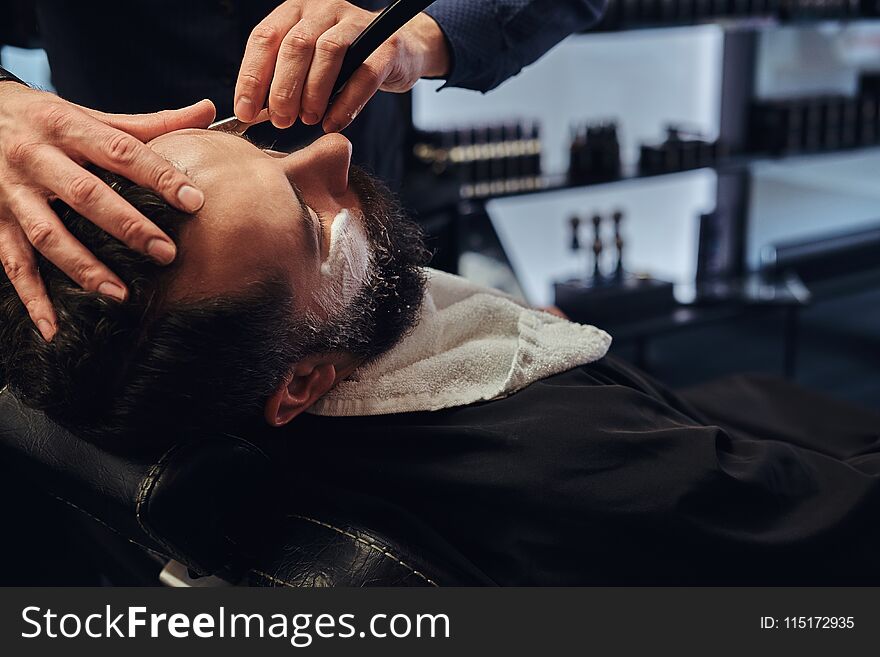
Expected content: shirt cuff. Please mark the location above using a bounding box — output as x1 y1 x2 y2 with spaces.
424 1 509 92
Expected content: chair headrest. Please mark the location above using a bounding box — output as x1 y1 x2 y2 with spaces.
0 387 277 575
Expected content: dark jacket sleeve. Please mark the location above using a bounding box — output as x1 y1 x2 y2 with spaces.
424 0 606 92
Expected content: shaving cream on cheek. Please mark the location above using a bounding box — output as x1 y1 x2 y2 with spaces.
315 209 371 316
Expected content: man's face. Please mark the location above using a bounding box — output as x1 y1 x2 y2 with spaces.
148 129 361 316
148 128 428 372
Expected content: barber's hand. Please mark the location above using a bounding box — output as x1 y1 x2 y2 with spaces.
0 83 216 341
235 0 450 133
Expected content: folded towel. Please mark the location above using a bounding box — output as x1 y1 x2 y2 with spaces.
308 268 612 416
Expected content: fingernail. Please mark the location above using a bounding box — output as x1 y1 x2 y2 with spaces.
302 112 320 125
98 281 127 302
177 185 205 212
36 319 55 342
147 238 176 265
235 96 254 122
271 113 292 129
323 120 340 133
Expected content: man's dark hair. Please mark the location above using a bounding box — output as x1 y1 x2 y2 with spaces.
0 170 301 449
0 167 428 451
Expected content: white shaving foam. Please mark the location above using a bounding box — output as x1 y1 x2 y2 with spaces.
314 209 371 317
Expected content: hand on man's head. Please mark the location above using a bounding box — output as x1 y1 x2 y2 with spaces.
234 0 450 134
0 82 216 341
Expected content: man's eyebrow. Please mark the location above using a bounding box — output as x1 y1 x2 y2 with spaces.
231 131 281 152
229 131 256 145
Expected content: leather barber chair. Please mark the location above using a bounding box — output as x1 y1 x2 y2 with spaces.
0 386 492 587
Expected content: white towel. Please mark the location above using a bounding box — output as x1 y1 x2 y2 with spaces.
308 268 612 417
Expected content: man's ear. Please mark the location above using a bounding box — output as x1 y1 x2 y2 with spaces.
264 359 338 427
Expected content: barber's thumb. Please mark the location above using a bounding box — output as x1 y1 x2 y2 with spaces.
90 99 217 140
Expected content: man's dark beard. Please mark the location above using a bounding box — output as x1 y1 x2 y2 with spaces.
291 166 431 363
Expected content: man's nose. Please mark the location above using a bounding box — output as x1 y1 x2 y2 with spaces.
282 133 352 197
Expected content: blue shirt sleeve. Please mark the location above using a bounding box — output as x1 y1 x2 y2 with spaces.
424 0 607 92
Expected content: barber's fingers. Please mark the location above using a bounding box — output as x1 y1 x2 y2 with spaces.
235 2 303 123
70 118 204 217
86 99 216 142
0 220 58 341
27 145 177 270
322 49 394 134
268 16 341 128
8 189 127 302
298 20 368 127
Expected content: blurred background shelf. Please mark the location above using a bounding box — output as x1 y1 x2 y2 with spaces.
430 143 880 206
405 15 880 407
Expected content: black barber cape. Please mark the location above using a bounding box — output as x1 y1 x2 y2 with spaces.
29 0 406 183
261 356 880 585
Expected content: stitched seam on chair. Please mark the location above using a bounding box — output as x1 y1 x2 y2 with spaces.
135 438 269 540
288 514 438 587
51 495 170 562
134 452 180 558
249 569 297 588
135 438 271 567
